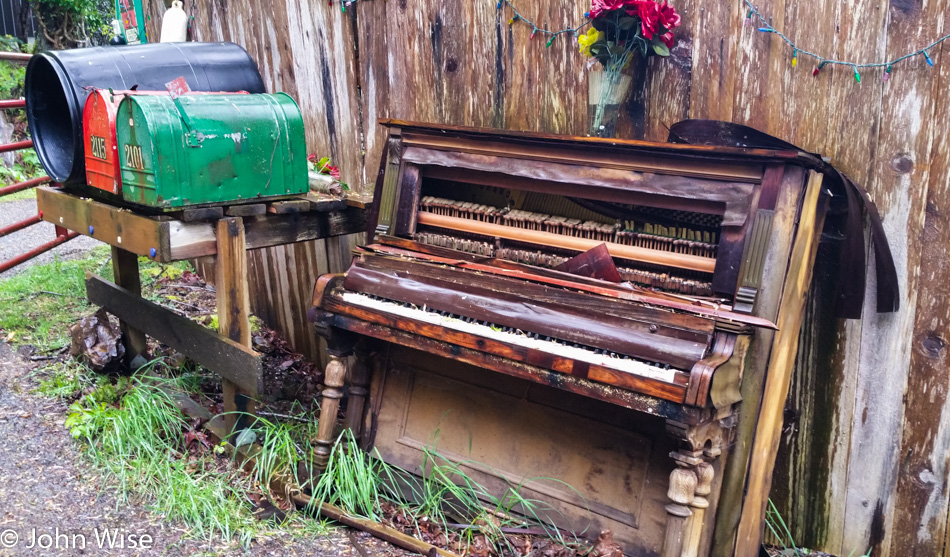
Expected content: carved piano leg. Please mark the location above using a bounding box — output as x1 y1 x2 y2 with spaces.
314 354 347 473
312 330 356 475
661 450 702 557
662 420 728 557
344 345 372 444
682 458 716 557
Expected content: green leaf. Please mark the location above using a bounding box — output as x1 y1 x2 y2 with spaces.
653 43 670 56
619 16 638 30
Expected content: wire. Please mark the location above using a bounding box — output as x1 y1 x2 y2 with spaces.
497 0 591 46
744 0 948 77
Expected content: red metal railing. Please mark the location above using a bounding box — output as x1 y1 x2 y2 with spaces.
0 49 78 273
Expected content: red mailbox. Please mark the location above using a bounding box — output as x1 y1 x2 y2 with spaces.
82 89 247 196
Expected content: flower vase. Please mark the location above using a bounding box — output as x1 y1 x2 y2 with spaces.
588 69 632 138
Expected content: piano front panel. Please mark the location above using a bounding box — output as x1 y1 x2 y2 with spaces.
371 344 679 555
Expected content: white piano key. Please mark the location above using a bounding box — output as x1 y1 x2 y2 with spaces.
341 292 680 384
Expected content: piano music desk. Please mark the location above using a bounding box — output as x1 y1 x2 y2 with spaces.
36 185 367 437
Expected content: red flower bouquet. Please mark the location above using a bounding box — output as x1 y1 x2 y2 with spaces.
578 0 680 136
580 0 681 64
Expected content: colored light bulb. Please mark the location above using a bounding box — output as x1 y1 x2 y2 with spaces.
924 51 934 66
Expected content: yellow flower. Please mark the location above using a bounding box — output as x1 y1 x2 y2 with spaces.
577 28 603 57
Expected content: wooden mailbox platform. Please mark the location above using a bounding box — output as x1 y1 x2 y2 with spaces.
37 186 367 435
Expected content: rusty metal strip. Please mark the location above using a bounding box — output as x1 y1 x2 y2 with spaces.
0 231 78 273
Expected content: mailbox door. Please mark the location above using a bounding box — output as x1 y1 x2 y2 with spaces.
82 91 120 195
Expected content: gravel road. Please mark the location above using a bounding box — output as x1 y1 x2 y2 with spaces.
0 198 102 278
0 344 411 556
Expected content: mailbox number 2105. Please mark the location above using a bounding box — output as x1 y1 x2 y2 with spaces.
124 144 145 170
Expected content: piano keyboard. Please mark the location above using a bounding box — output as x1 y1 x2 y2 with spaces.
341 291 682 384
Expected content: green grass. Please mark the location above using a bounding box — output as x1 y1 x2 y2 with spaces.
0 246 192 351
57 366 329 547
0 245 111 350
0 187 36 202
303 429 586 554
8 250 330 548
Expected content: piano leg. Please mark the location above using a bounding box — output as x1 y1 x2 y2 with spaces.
683 447 720 557
344 343 371 445
662 420 727 557
662 450 702 557
313 331 356 474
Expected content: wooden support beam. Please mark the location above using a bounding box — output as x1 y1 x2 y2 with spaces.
733 171 829 556
110 247 148 365
241 207 367 250
38 186 169 260
37 187 367 262
178 206 225 222
215 217 256 437
85 272 262 394
267 199 311 214
225 203 267 217
307 193 349 212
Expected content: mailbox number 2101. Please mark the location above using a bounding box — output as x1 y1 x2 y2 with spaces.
124 144 145 170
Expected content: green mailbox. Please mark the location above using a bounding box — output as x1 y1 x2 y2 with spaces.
115 92 308 209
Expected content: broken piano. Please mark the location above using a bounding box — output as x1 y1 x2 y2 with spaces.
308 121 829 557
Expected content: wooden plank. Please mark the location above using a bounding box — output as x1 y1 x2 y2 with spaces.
85 273 262 394
763 0 878 550
215 218 257 436
178 206 225 222
240 207 367 251
769 232 852 550
735 172 828 556
730 0 785 134
686 0 738 124
711 165 805 557
282 0 363 191
345 195 374 209
226 203 267 217
887 36 950 557
306 193 348 212
37 186 170 260
267 199 311 214
838 3 941 554
146 207 366 261
110 247 148 364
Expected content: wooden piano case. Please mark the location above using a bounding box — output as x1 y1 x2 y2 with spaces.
309 121 830 557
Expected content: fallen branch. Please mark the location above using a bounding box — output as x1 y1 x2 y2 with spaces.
163 389 461 557
256 411 311 423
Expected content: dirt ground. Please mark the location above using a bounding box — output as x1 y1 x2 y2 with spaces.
0 343 410 557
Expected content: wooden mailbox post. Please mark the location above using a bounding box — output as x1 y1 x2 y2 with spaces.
38 186 367 435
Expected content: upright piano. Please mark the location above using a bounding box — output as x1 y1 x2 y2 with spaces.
308 121 831 556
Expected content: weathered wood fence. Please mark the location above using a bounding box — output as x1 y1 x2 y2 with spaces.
147 0 949 554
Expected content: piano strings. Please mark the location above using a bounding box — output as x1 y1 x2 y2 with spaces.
416 196 718 297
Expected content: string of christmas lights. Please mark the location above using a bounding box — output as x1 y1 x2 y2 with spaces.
745 0 950 82
496 0 591 47
328 0 358 13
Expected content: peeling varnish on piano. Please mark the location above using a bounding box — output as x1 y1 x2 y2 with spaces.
310 123 832 557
